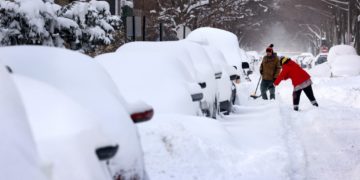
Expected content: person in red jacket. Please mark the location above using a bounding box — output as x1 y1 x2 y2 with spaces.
274 57 319 111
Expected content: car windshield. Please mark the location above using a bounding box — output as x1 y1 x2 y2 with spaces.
315 55 327 65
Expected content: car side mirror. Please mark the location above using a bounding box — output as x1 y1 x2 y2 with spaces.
96 145 119 161
198 82 206 89
241 62 250 69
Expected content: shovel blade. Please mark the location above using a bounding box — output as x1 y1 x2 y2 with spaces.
250 94 261 99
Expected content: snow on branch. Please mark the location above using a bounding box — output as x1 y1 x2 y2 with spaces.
0 0 122 53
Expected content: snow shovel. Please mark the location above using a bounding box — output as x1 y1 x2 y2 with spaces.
250 77 262 99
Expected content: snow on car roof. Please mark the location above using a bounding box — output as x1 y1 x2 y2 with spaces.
328 45 357 63
186 27 243 67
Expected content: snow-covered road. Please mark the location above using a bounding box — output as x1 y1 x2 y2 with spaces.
223 75 360 180
139 74 360 180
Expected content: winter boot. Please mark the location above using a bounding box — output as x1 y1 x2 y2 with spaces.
312 101 319 107
294 105 299 111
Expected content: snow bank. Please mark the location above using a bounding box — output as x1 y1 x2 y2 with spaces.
331 55 360 77
328 45 357 63
308 62 331 77
138 114 243 179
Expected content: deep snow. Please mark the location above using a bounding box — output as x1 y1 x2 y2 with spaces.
139 67 360 180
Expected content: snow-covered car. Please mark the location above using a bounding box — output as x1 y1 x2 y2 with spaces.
186 27 244 75
328 44 357 63
328 45 360 77
180 40 221 117
97 42 205 116
297 53 314 69
201 45 234 115
313 53 328 66
114 41 220 118
331 55 360 77
0 46 151 180
0 64 47 180
13 74 117 180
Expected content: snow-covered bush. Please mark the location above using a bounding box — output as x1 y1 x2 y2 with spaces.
0 0 66 46
0 0 122 53
57 0 121 52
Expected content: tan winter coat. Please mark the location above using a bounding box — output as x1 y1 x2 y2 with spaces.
260 55 281 81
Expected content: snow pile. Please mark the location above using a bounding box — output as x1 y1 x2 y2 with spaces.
331 55 360 77
308 62 331 77
138 114 244 179
312 76 360 108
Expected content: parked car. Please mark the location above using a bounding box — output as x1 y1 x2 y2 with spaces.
0 46 151 180
114 41 220 118
313 53 328 66
13 74 116 180
297 53 314 69
0 63 47 180
328 44 357 63
97 42 205 116
328 45 360 77
201 45 234 115
186 27 244 75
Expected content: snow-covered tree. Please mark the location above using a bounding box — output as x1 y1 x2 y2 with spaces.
0 0 122 54
0 0 68 46
135 0 274 42
57 0 121 52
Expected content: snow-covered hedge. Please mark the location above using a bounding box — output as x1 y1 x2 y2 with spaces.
0 0 121 53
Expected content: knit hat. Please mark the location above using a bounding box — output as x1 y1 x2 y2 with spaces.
280 56 290 65
266 47 273 53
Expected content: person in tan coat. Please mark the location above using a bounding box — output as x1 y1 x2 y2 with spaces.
260 47 281 100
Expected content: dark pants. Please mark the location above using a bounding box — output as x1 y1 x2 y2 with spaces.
293 85 317 108
260 80 275 100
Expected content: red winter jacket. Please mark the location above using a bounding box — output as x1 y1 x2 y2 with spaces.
274 59 310 87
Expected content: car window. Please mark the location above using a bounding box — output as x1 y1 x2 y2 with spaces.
315 55 327 65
